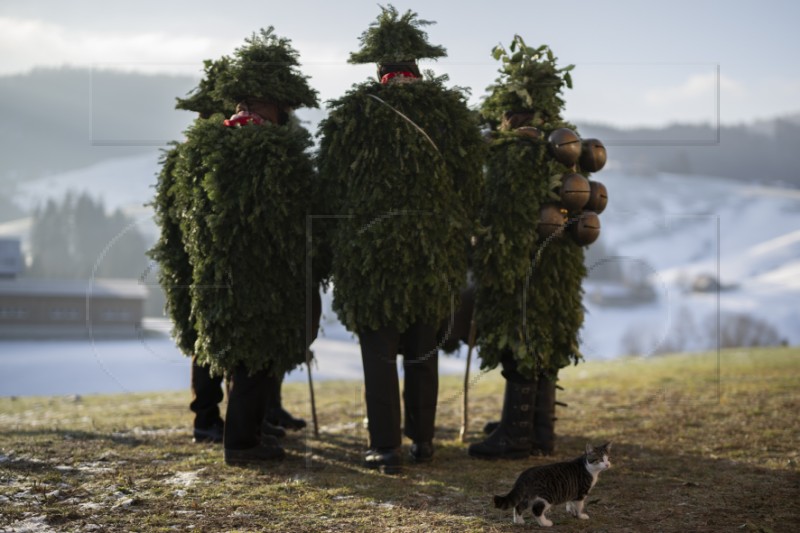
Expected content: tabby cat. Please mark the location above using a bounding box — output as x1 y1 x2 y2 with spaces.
494 442 612 527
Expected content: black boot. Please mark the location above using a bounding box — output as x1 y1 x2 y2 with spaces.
482 378 560 454
364 447 403 474
190 358 224 443
468 378 536 459
261 419 287 439
265 373 307 431
532 374 557 455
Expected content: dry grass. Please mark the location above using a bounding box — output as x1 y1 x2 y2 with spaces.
1 347 798 532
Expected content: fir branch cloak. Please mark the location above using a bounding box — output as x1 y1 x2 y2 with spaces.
474 37 587 379
317 76 485 332
175 118 318 376
147 143 196 355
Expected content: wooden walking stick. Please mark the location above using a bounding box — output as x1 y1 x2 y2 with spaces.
459 311 478 443
305 218 320 438
306 348 319 438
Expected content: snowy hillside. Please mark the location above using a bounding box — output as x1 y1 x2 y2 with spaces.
581 170 800 359
9 159 800 368
14 152 163 236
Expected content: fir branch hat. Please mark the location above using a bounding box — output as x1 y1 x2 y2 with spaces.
482 35 574 122
212 27 318 109
175 56 233 117
348 4 447 65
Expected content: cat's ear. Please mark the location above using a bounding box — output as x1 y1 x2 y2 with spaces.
585 443 593 454
604 441 612 452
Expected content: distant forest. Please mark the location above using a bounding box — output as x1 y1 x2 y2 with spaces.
2 67 799 195
579 118 800 186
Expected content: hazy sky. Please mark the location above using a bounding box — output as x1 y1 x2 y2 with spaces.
2 0 798 127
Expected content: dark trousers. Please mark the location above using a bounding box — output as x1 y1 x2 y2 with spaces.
189 357 224 428
224 366 272 450
358 322 439 449
226 289 323 448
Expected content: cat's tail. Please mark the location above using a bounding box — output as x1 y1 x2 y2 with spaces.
493 489 517 510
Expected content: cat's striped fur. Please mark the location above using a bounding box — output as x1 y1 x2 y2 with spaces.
494 442 612 527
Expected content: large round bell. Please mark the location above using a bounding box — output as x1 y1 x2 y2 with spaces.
537 204 568 240
570 211 601 246
547 128 582 167
579 138 607 172
559 173 591 211
515 126 542 140
585 181 608 214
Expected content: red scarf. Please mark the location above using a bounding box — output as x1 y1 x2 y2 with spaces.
223 111 265 127
380 71 419 85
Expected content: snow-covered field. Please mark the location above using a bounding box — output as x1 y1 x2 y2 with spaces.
2 156 800 397
581 170 800 358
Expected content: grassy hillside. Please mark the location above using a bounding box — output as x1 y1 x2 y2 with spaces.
1 348 798 532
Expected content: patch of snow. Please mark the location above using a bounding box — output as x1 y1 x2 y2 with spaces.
111 497 135 509
166 470 203 487
4 514 57 532
79 502 103 511
75 463 115 474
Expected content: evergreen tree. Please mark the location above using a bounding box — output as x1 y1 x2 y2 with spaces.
28 192 148 280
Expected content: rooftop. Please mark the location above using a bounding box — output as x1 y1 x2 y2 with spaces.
0 278 148 299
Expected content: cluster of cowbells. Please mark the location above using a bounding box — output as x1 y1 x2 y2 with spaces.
537 128 609 246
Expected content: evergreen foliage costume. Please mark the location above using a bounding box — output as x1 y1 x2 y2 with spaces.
317 5 484 473
151 28 322 463
151 145 225 442
150 60 231 441
469 36 608 459
171 28 320 379
150 145 197 358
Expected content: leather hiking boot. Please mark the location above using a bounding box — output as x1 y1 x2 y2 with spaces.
468 379 535 460
532 375 558 456
267 407 307 431
193 419 224 444
483 377 562 455
409 441 434 463
364 447 402 475
224 436 285 466
261 419 287 439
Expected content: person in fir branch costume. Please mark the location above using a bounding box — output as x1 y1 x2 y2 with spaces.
163 27 324 465
179 65 319 437
317 5 485 474
150 53 314 447
149 57 235 445
467 36 597 459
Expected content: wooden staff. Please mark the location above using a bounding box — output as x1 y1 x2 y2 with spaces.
305 218 319 438
459 311 478 443
306 349 319 438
